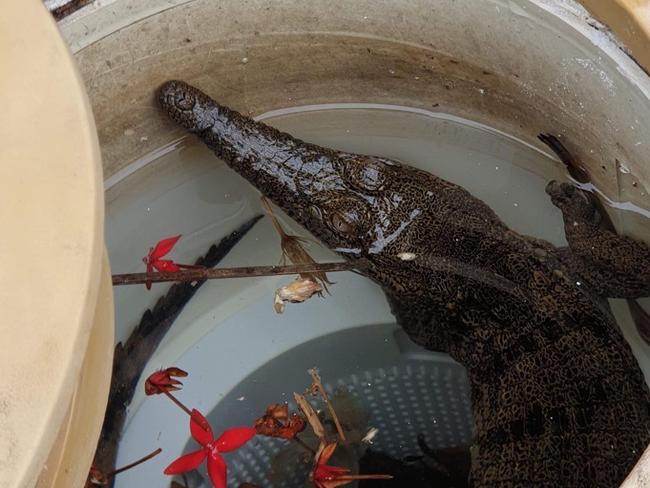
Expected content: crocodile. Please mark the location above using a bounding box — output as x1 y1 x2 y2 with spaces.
158 80 650 487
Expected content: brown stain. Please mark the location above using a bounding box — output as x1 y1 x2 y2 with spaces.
580 0 650 74
48 0 93 20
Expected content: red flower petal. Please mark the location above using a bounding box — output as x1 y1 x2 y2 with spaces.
214 426 256 452
163 448 206 475
144 368 187 395
150 235 182 260
190 409 214 446
206 452 228 488
315 464 350 479
166 367 188 377
317 443 338 466
152 259 181 272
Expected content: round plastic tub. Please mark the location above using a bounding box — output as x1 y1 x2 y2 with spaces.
53 0 650 486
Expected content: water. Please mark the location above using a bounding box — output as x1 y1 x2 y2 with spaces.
106 104 568 344
108 104 650 487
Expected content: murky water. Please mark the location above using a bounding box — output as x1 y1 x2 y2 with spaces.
108 105 649 487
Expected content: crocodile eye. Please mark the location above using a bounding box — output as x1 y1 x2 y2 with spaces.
343 157 389 192
174 92 195 111
307 205 322 220
330 212 356 235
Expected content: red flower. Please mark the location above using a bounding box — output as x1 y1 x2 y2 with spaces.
143 235 182 289
164 409 256 488
312 443 351 488
311 443 392 488
145 367 188 395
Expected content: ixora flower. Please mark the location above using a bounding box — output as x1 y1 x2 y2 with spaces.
142 235 182 289
144 235 183 272
311 443 393 488
145 367 188 395
165 409 256 488
312 443 350 488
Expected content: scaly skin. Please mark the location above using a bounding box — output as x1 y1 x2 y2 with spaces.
158 80 650 487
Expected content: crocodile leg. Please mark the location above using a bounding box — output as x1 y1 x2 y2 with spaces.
539 134 650 298
545 177 650 299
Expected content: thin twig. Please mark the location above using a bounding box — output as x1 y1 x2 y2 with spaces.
112 263 353 286
107 448 162 477
309 368 346 442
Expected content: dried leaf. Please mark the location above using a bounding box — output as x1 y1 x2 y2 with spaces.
308 368 346 442
361 427 379 444
274 277 323 313
261 197 333 291
274 293 286 314
294 392 326 441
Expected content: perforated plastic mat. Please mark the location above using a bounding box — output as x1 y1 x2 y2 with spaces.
183 323 473 487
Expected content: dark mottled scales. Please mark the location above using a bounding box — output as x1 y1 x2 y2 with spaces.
159 80 650 487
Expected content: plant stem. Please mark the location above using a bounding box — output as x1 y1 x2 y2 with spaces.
107 448 162 477
293 435 316 455
309 369 346 442
164 391 192 417
112 262 353 286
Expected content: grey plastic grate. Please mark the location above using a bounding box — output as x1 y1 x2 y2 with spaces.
188 324 473 487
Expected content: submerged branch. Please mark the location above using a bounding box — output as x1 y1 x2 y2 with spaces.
107 448 163 477
112 262 353 286
308 368 346 442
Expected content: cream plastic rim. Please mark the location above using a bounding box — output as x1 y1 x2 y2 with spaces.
0 1 109 487
38 0 650 485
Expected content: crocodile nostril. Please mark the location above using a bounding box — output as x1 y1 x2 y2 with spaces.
174 92 195 111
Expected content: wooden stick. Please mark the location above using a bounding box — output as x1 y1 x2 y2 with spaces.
294 392 326 441
112 262 353 286
308 368 346 442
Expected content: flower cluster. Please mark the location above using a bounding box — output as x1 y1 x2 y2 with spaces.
143 368 256 488
138 367 391 488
